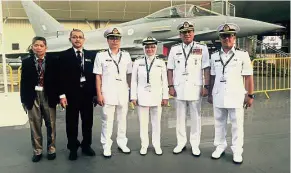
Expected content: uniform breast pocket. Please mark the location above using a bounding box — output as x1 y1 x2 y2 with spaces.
229 59 242 67
174 56 184 69
103 61 114 71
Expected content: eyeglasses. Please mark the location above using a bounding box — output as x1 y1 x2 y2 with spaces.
180 30 194 34
108 36 121 40
145 45 156 49
220 34 235 39
71 36 84 40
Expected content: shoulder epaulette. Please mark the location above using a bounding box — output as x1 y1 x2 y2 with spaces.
171 43 181 48
235 47 247 52
211 49 219 55
98 49 107 53
196 42 206 45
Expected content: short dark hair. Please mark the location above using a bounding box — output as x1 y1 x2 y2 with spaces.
32 36 47 46
70 28 84 37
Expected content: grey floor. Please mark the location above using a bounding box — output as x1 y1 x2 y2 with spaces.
0 91 290 173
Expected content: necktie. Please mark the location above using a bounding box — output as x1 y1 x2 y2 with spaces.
76 51 84 76
37 59 44 87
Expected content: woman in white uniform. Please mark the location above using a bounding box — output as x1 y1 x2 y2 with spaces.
131 37 169 155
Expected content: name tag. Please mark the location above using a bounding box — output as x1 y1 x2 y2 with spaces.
80 76 86 82
139 64 145 66
85 59 91 62
35 86 43 91
105 59 112 62
176 53 182 55
215 60 221 62
156 65 162 67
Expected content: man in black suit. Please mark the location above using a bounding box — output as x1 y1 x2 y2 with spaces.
20 36 59 162
59 29 97 160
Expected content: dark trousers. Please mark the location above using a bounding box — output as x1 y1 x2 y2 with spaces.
65 88 93 151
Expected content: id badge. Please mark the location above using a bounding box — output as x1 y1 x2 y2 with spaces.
116 74 122 81
35 86 43 91
144 84 151 92
80 76 86 82
182 69 189 75
220 76 226 82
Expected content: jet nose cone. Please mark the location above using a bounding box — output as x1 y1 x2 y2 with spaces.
229 17 286 36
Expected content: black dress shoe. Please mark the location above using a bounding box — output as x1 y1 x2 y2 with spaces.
82 147 96 156
69 151 78 161
32 154 42 162
47 153 56 160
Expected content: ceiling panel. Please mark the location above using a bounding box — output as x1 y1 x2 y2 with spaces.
99 12 124 21
46 9 70 19
39 1 70 10
70 1 98 11
71 11 98 20
2 9 9 18
125 1 150 13
98 1 126 12
3 1 22 9
7 9 27 18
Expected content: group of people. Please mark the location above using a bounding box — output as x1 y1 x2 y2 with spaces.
20 21 254 164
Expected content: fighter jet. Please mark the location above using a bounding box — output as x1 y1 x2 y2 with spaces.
21 0 284 57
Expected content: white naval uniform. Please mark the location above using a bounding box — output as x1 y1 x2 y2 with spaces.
167 41 210 148
93 49 133 150
210 47 253 155
131 56 169 148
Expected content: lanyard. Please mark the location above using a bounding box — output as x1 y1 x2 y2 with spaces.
219 52 235 75
181 43 194 69
144 57 155 84
108 50 122 74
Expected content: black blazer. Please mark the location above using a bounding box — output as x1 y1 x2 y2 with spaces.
20 53 59 110
59 47 96 103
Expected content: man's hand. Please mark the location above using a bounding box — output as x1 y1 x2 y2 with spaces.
207 95 213 104
22 103 27 114
60 98 68 108
97 94 105 106
161 99 168 106
201 88 208 97
169 87 176 97
244 95 254 109
131 100 138 106
92 96 98 107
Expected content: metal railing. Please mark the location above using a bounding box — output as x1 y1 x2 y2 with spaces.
0 64 14 92
252 57 290 98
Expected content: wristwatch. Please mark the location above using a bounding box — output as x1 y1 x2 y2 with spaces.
248 94 255 99
168 85 174 88
204 85 210 89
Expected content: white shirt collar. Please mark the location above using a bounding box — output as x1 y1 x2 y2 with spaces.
108 48 121 56
220 46 236 55
34 54 45 61
73 47 83 54
182 41 194 49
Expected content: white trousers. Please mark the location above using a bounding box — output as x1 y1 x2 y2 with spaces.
138 106 162 148
213 107 244 155
101 104 128 150
175 99 202 148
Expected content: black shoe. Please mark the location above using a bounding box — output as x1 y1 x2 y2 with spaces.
82 147 96 156
32 154 42 162
47 153 56 160
69 151 78 161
